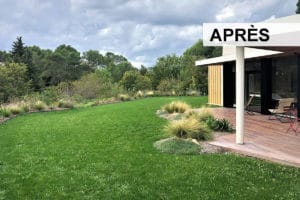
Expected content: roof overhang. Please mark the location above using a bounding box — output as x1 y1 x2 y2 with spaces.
195 47 283 66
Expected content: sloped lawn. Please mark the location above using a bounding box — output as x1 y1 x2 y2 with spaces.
0 97 299 199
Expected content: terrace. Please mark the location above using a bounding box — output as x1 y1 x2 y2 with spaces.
209 107 300 167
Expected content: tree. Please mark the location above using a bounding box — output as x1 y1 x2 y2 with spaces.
0 62 30 102
139 65 148 76
0 51 12 62
157 78 183 95
40 44 86 86
106 61 135 82
297 0 300 14
11 36 25 63
180 39 221 94
120 70 151 91
82 50 104 70
72 70 113 99
152 54 182 89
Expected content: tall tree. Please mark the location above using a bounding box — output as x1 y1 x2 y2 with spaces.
0 50 11 62
40 45 83 86
11 36 25 63
0 62 30 102
297 0 300 14
152 54 182 88
82 50 104 70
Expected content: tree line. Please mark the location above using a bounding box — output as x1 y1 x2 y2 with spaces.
0 36 221 103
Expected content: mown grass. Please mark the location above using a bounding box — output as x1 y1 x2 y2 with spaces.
0 96 299 199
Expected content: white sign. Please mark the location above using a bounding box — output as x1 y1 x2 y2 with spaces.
203 23 300 46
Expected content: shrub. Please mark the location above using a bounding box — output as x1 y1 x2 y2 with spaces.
32 101 46 111
42 86 60 105
197 108 214 122
188 123 213 141
119 94 131 101
58 100 74 108
164 118 200 138
0 108 12 118
206 117 233 132
135 90 144 98
20 103 30 113
162 101 191 114
164 118 212 141
145 91 154 97
8 106 23 115
153 137 200 155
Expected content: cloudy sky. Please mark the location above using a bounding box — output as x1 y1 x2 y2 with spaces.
0 0 297 67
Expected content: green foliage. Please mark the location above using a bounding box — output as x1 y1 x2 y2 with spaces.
154 137 200 155
0 50 12 62
206 117 234 132
40 45 84 86
157 78 183 95
185 108 213 122
185 109 233 132
11 36 25 63
0 62 30 102
58 100 74 108
164 118 212 141
32 101 46 111
72 71 115 99
120 70 152 91
1 36 221 104
20 103 30 112
0 107 12 117
119 94 131 101
297 0 300 14
82 50 104 70
151 39 221 94
183 40 222 59
72 73 103 99
152 54 182 88
162 101 191 113
106 61 135 83
42 86 60 105
8 106 23 115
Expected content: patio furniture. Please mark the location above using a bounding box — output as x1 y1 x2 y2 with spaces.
268 98 295 122
245 95 255 115
286 104 299 135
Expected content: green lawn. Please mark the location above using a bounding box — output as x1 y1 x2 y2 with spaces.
0 96 299 199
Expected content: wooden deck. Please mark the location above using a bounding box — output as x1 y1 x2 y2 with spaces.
208 108 300 167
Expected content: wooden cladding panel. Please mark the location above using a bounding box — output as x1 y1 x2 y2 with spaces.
208 65 222 106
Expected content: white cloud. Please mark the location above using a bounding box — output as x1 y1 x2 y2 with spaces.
0 0 296 67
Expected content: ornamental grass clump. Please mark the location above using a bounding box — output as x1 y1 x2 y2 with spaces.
32 101 47 111
206 117 234 132
0 108 12 118
164 118 212 141
58 100 74 108
20 103 30 113
119 94 131 101
185 109 233 132
162 101 191 114
8 105 23 115
197 107 214 122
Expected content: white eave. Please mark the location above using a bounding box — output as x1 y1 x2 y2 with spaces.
195 47 283 66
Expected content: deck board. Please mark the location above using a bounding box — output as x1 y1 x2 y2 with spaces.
207 108 300 167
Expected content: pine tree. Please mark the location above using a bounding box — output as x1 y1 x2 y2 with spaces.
297 0 300 14
11 36 25 63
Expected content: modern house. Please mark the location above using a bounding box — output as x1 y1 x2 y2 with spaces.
196 15 300 144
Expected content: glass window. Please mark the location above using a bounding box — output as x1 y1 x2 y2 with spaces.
272 56 297 99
